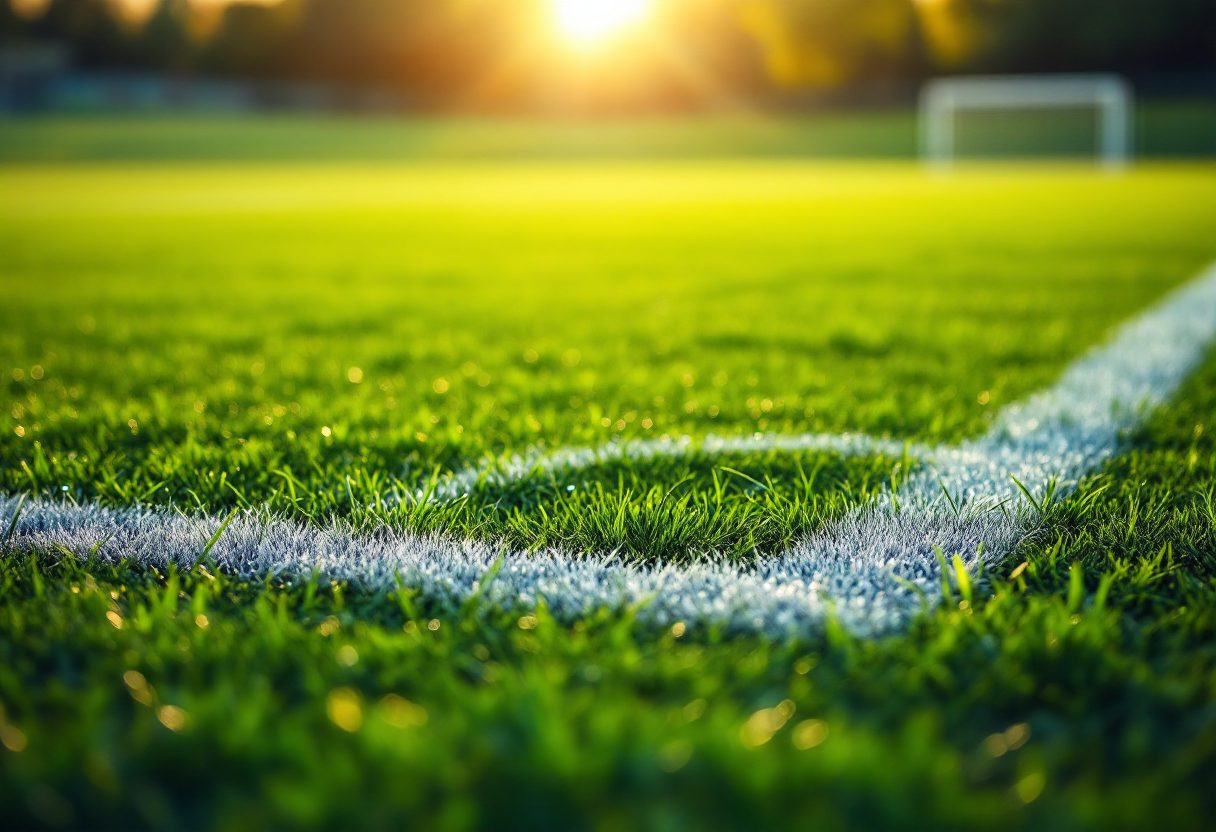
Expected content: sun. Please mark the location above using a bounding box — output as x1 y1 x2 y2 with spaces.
551 0 652 45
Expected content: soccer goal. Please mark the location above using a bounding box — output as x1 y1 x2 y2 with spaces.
919 74 1134 166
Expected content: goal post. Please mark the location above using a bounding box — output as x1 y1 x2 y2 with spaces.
919 74 1134 166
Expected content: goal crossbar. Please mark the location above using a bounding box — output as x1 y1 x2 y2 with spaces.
920 74 1134 166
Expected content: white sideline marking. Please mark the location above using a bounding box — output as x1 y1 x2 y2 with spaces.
6 263 1216 636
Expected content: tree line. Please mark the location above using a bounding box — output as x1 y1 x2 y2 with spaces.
2 0 1213 109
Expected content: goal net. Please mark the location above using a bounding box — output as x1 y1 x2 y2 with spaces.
919 74 1133 166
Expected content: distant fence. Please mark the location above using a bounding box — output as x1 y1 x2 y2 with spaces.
0 45 410 114
5 73 410 114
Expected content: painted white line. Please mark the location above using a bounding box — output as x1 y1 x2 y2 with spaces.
6 262 1216 636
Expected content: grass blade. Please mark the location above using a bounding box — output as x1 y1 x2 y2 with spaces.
1008 475 1043 514
938 480 959 517
933 545 955 606
195 507 239 569
3 494 27 549
952 554 973 605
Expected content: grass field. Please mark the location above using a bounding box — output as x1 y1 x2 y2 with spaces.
3 120 1216 830
0 101 1214 162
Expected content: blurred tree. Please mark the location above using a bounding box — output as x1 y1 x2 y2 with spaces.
656 0 770 104
0 1 29 40
196 0 543 105
916 0 1216 74
1 0 1212 106
199 0 293 77
739 0 922 87
25 0 130 67
132 0 193 70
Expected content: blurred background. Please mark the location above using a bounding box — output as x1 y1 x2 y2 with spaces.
0 0 1214 158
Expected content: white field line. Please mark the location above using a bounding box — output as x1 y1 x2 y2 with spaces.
6 262 1216 637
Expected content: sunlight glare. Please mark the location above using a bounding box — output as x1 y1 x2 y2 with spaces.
552 0 651 45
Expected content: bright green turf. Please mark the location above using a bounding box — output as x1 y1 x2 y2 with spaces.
0 112 917 161
0 101 1214 161
3 152 1216 829
2 161 1216 559
3 349 1216 831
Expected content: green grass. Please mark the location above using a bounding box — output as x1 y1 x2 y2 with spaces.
2 147 1216 829
3 356 1216 831
0 100 1213 163
0 112 918 161
2 161 1215 558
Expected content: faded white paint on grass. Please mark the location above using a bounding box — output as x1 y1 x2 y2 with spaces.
6 262 1216 636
